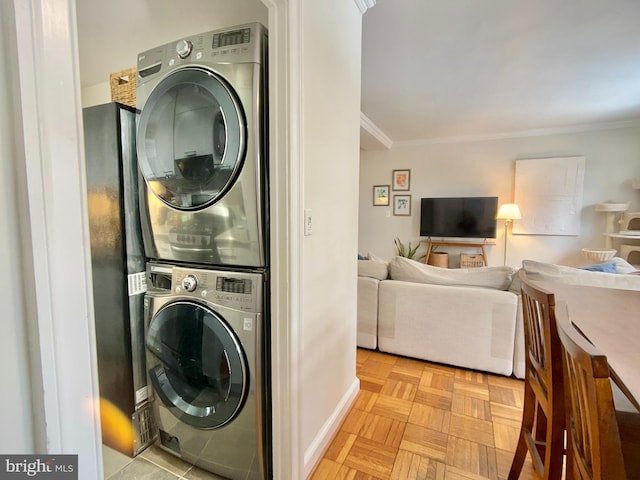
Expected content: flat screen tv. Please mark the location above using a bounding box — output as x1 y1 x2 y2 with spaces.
420 197 498 239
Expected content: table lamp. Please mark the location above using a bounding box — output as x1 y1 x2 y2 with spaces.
496 203 522 266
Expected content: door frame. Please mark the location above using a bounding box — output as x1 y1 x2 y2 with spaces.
11 0 299 478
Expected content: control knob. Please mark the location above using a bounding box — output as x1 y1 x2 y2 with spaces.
182 275 198 292
176 40 193 59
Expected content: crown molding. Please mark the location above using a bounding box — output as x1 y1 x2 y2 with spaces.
354 0 376 15
393 119 640 147
360 112 393 150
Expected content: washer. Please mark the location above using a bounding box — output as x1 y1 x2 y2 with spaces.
136 23 268 268
144 262 269 479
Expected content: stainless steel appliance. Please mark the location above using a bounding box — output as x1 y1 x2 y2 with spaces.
136 23 268 268
144 262 269 479
83 102 156 456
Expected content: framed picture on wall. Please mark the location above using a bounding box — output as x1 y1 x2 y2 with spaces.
373 185 390 206
393 195 411 216
392 169 411 191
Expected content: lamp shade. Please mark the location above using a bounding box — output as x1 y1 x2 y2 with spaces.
496 203 522 220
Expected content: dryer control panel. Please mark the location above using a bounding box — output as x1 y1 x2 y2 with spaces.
137 22 267 84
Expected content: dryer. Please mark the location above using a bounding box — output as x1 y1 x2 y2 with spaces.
144 262 269 479
136 23 268 268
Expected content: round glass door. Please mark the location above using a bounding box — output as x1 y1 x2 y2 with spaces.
137 67 246 210
146 301 248 429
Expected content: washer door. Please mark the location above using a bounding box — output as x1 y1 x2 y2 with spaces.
146 300 248 429
137 66 246 210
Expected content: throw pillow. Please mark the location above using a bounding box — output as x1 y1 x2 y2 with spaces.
388 256 516 290
582 262 617 273
358 256 389 280
368 252 386 263
609 256 638 274
508 267 522 294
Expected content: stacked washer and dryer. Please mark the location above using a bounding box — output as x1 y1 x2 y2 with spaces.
135 23 270 480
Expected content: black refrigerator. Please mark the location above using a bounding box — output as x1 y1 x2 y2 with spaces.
83 102 155 456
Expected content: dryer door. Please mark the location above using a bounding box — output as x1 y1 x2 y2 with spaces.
137 66 246 211
146 300 248 429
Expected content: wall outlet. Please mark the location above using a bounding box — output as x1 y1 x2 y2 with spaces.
304 209 312 235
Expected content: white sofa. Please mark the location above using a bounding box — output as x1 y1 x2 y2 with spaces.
356 257 389 350
357 255 640 379
358 256 520 377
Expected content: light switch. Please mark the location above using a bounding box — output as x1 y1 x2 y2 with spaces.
304 209 312 235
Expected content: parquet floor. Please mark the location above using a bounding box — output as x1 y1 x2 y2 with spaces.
310 348 537 480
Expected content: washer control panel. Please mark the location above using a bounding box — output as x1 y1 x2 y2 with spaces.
171 266 262 312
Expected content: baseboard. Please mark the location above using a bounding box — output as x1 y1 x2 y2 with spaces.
302 376 360 478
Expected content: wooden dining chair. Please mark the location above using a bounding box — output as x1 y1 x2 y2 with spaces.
508 271 565 480
555 304 640 480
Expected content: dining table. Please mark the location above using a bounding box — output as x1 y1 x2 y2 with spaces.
535 280 640 411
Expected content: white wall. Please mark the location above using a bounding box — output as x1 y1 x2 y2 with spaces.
81 81 110 108
359 125 640 267
300 0 361 476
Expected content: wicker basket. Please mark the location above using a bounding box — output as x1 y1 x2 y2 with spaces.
110 68 136 107
581 248 616 262
460 253 484 268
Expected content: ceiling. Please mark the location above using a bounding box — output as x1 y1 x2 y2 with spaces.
361 0 640 146
76 1 640 148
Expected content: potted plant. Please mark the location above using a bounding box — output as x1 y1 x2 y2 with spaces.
393 237 425 261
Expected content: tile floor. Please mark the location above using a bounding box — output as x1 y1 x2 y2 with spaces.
103 444 226 480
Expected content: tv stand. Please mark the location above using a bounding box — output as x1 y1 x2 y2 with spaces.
424 240 489 267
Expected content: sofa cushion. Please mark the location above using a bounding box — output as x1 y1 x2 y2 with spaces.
358 257 389 280
388 256 516 290
522 259 640 290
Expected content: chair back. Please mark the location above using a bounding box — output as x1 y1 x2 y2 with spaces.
555 305 627 480
519 270 564 413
